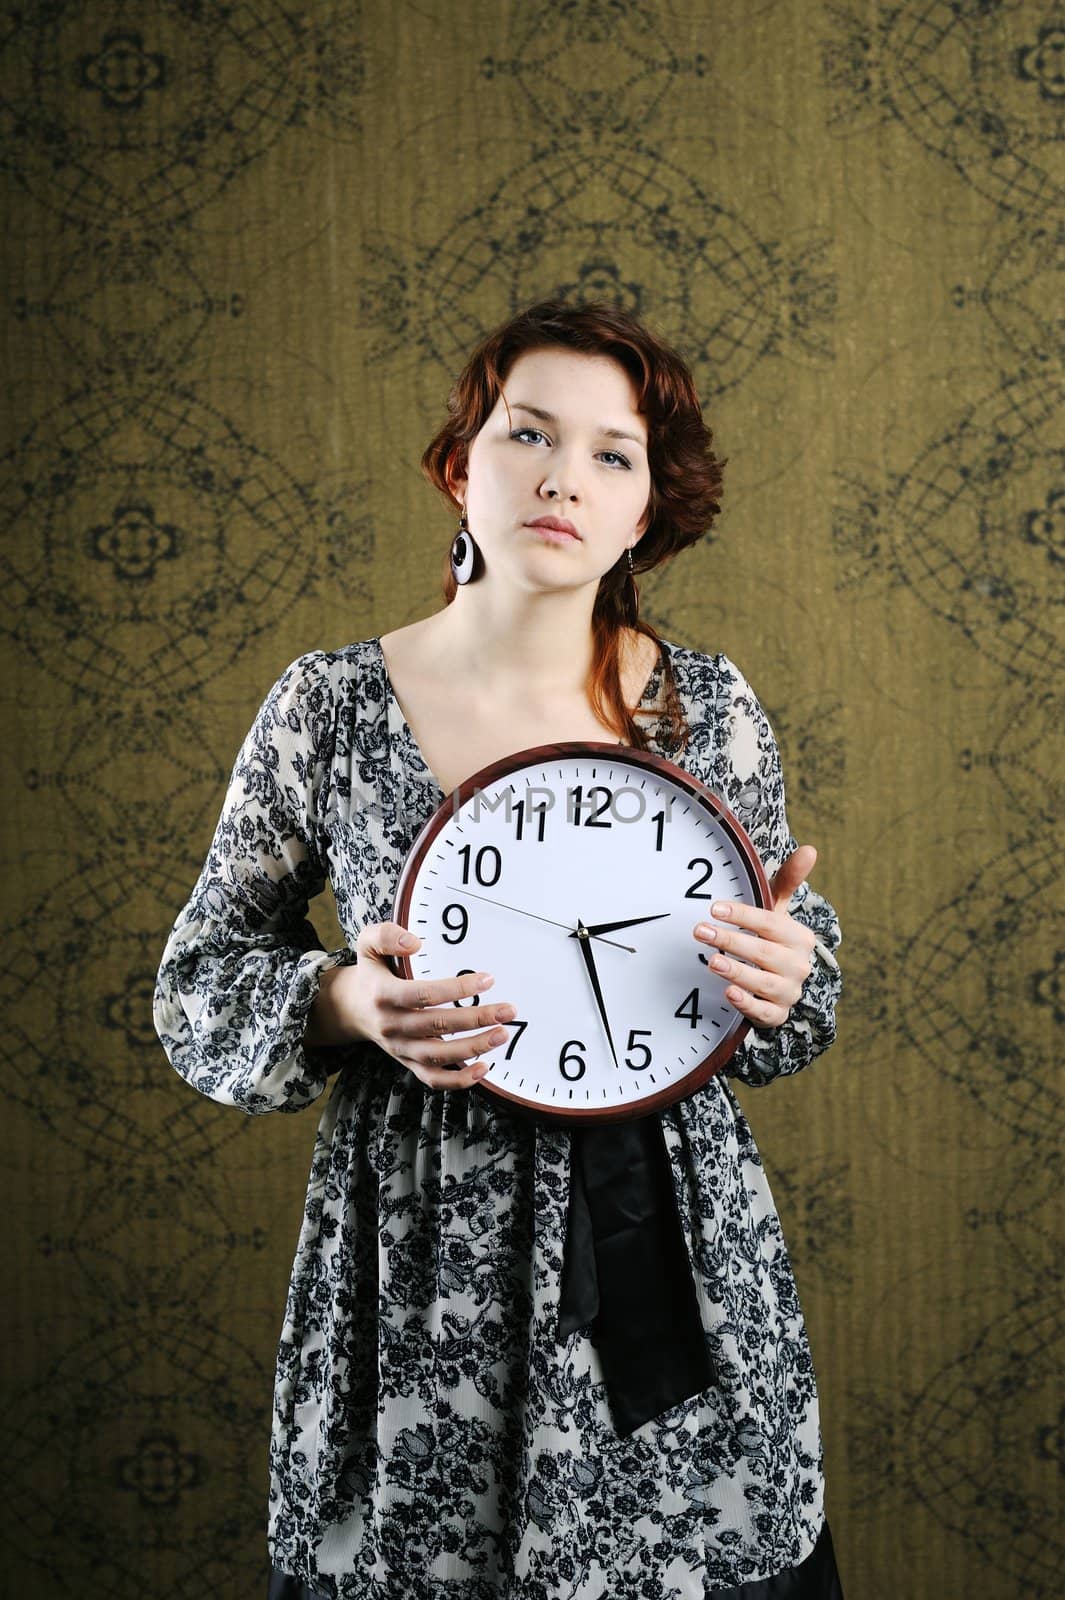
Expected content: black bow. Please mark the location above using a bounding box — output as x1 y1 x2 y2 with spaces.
557 1113 715 1435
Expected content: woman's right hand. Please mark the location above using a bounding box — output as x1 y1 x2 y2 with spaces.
330 920 516 1091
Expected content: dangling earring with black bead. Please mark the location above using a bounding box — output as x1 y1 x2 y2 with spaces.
626 544 640 623
450 502 480 585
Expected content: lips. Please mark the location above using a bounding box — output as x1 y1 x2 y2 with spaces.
525 516 580 539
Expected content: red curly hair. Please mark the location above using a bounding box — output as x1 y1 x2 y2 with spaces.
420 299 727 753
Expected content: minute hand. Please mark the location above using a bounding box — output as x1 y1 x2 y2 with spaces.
579 912 672 938
573 917 620 1070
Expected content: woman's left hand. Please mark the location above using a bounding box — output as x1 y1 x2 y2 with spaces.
692 844 819 1030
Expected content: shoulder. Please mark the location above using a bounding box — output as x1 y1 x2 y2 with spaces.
655 640 749 702
279 637 382 698
376 619 430 658
253 639 379 744
662 645 779 761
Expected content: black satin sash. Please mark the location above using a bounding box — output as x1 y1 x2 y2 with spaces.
556 1111 715 1436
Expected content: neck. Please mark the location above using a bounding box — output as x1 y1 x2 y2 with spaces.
425 587 608 702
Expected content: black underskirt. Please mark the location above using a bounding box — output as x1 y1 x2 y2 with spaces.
268 1513 844 1598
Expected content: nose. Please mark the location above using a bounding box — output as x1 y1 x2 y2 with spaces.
540 476 579 504
535 431 586 503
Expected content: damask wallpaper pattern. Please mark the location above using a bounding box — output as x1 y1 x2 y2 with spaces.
1 2 1059 1596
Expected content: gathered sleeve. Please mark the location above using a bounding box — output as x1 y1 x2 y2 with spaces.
152 650 358 1115
709 653 843 1089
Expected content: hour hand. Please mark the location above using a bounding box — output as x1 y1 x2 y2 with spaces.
579 912 671 938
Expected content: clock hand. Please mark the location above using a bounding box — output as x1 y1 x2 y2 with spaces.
580 912 672 938
574 917 620 1070
443 885 636 952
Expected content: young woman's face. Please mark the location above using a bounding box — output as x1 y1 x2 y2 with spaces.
450 346 653 594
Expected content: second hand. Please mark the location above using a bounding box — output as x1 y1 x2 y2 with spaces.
443 885 637 952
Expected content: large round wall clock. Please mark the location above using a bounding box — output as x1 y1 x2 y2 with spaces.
390 741 771 1126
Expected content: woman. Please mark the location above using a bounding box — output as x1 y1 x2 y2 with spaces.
154 299 845 1599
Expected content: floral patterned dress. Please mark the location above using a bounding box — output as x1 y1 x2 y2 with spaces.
153 634 844 1600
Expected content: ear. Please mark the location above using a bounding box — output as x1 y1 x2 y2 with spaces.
444 451 468 507
637 483 658 539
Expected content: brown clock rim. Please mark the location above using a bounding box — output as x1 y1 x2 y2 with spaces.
390 738 772 1126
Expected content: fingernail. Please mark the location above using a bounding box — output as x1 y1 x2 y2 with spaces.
711 901 731 918
695 923 715 941
400 931 418 947
477 973 495 989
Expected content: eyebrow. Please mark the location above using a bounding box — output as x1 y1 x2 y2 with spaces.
508 401 646 449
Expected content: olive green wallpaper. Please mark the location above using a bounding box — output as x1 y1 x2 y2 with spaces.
2 1 1060 1596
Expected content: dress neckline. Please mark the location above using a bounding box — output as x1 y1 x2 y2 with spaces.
372 633 668 799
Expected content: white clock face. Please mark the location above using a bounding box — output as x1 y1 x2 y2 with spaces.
394 744 769 1124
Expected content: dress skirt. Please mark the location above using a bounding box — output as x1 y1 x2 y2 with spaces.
267 1513 845 1598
